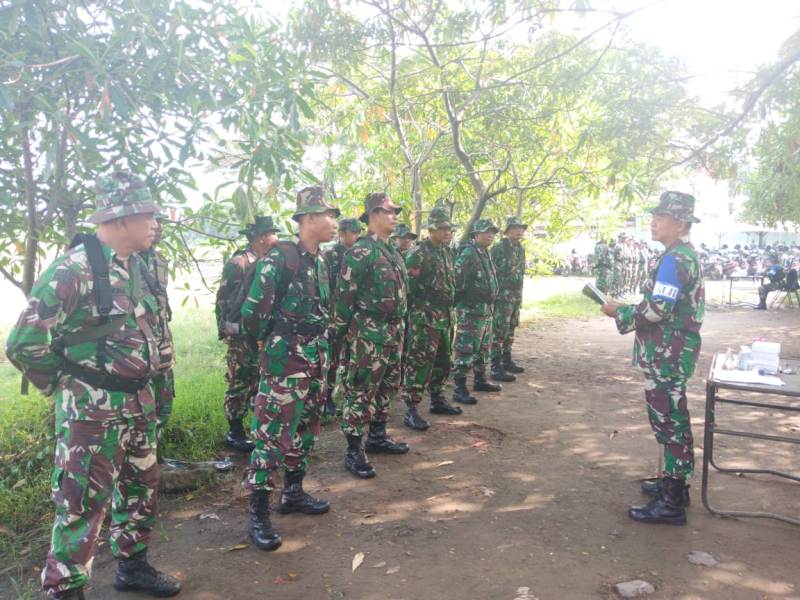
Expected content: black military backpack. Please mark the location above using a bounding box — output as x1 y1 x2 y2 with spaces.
220 241 300 337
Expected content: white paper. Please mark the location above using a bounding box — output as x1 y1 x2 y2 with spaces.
712 368 785 387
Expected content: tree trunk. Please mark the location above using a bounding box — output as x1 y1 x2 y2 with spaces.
20 125 38 395
411 164 422 234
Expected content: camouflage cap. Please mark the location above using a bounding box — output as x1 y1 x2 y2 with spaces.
338 217 362 234
470 218 499 235
427 207 452 230
292 185 340 222
241 215 282 237
89 171 158 224
359 192 402 224
391 223 417 239
650 190 700 224
504 216 528 233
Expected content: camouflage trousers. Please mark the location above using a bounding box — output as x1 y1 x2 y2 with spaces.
341 336 402 436
401 318 451 406
643 372 695 479
595 268 609 293
245 375 325 492
42 414 159 596
453 307 492 374
224 337 259 421
490 297 520 362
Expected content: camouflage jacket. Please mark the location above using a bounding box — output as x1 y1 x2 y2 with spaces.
241 241 331 379
455 240 498 316
491 237 525 301
615 237 704 379
214 246 257 338
405 239 454 329
334 233 408 348
5 242 160 420
594 243 610 269
140 248 174 371
323 242 348 295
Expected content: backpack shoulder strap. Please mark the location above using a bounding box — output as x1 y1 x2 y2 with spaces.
72 234 112 318
274 241 301 304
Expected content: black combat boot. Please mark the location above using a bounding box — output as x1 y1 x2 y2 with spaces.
628 476 687 525
248 490 282 550
344 434 376 478
430 391 462 415
403 405 430 430
54 589 86 600
490 357 516 382
112 549 181 597
640 477 691 506
366 421 410 454
276 470 330 515
452 375 477 405
322 388 339 418
474 366 502 392
502 350 525 374
224 418 255 453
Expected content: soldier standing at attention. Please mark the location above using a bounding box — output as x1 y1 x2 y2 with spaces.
452 219 501 406
594 238 611 293
490 216 527 380
322 217 362 417
401 207 462 431
139 217 177 465
6 171 180 599
215 217 281 453
335 192 410 479
241 186 339 550
391 223 417 258
601 191 704 525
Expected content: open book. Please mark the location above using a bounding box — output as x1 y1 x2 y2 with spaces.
582 282 609 306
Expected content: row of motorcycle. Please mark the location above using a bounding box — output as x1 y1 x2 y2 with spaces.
699 244 800 280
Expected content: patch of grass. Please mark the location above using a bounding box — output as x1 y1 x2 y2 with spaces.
521 290 600 321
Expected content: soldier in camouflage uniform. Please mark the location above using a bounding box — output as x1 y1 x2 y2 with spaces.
490 216 527 381
241 186 339 551
610 235 624 296
322 217 362 417
6 172 180 599
139 218 176 461
215 216 281 452
391 223 417 259
401 207 462 431
593 238 611 293
335 193 410 479
452 219 502 405
602 191 704 526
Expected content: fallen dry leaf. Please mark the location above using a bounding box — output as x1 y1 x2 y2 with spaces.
199 512 220 521
436 460 454 467
372 561 387 568
386 566 400 575
352 552 365 572
436 474 455 480
609 430 618 440
228 543 249 551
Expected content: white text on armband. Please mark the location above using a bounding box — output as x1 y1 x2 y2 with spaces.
652 282 679 302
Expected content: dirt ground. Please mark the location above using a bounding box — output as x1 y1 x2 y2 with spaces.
14 305 800 599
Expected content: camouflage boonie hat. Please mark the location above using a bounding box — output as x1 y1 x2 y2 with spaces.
292 186 340 222
650 190 700 224
391 223 417 240
89 171 158 224
470 218 499 236
338 217 362 234
241 215 282 237
504 216 528 233
427 207 452 230
359 192 402 223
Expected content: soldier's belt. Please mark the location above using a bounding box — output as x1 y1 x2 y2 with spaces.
63 361 150 394
272 320 327 337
